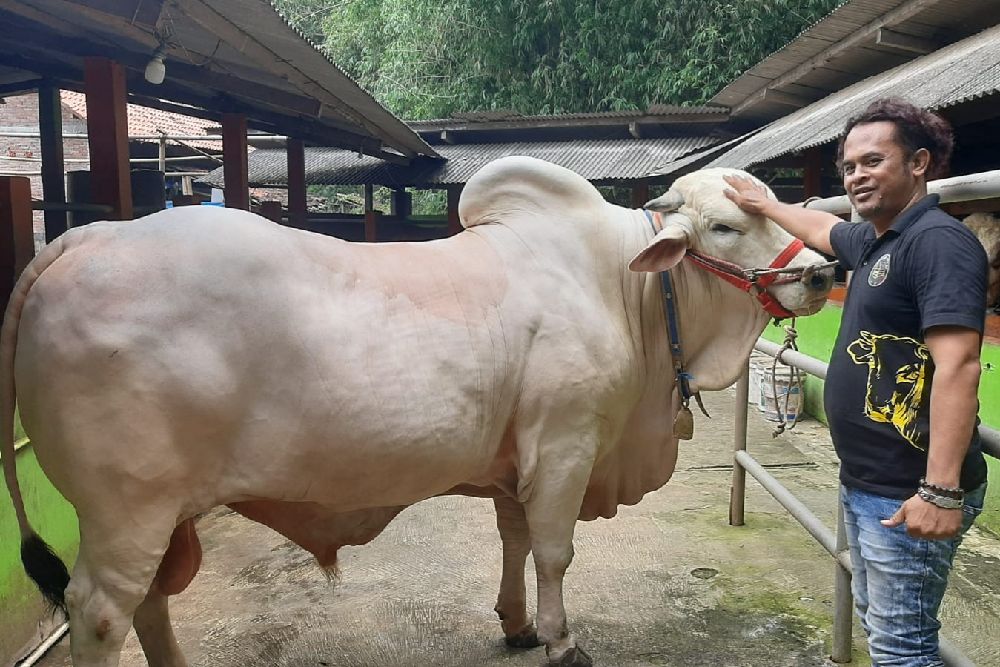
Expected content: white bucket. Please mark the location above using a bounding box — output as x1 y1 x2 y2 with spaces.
758 364 802 422
747 352 770 407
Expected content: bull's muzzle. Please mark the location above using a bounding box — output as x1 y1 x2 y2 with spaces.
800 265 834 292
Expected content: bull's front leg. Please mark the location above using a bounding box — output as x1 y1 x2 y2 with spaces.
493 496 540 648
520 432 595 667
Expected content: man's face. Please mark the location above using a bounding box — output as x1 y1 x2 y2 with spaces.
840 121 926 228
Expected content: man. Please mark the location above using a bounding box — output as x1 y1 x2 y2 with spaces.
723 97 988 667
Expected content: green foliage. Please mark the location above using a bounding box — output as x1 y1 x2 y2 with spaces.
274 0 841 119
307 185 446 216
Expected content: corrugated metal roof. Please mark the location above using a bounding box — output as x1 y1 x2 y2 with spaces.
649 128 769 177
712 0 892 107
59 91 222 150
409 106 729 128
703 24 1000 170
0 0 435 160
711 0 1000 122
200 135 721 188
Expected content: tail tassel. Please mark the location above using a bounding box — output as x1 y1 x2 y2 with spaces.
21 532 70 615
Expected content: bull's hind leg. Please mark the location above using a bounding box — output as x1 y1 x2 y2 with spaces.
493 496 540 648
66 514 184 667
133 518 202 667
133 591 188 667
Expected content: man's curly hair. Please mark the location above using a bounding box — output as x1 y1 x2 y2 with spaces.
836 98 954 180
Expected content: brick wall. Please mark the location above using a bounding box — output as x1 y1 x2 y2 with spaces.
0 92 90 249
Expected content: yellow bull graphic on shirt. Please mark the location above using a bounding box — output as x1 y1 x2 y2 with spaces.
847 331 930 450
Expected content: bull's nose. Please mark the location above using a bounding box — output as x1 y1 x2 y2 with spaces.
803 268 834 291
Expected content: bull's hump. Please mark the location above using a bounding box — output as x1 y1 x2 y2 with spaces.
459 156 608 229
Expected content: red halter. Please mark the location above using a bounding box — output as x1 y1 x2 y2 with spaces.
683 239 807 320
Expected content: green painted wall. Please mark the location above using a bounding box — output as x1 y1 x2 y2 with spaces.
762 304 1000 534
0 416 79 664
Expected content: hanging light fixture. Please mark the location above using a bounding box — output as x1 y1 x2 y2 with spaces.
144 44 168 85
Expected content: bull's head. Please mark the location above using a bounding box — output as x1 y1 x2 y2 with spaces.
628 168 833 317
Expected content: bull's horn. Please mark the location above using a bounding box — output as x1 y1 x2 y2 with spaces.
644 189 684 213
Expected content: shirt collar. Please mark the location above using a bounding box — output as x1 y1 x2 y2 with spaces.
885 193 940 236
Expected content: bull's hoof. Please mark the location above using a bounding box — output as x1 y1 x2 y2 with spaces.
504 625 540 649
548 646 593 667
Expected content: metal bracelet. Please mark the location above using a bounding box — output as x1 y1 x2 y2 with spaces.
919 477 964 499
917 487 964 510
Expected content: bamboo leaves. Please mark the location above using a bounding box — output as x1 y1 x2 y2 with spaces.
273 0 841 119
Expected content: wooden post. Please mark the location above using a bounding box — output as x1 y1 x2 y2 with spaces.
630 183 650 209
364 183 378 242
38 86 67 242
0 177 36 310
804 146 823 199
364 211 381 242
222 113 249 210
286 138 307 228
84 57 132 220
447 185 462 236
258 201 282 223
390 189 412 218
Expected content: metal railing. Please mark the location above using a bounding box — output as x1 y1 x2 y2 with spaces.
731 338 999 666
803 169 1000 214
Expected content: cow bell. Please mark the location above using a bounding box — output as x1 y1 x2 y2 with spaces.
673 404 695 440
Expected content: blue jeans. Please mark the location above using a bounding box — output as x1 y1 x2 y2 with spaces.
841 482 986 667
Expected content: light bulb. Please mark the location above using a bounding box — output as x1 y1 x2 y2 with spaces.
144 55 166 85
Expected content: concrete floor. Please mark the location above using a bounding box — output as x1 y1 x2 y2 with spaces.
29 388 1000 667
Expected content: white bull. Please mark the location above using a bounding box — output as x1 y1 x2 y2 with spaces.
2 157 832 666
962 212 1000 308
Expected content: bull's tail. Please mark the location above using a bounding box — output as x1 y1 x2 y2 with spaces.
1 234 72 614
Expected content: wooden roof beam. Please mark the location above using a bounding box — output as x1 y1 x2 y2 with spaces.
160 60 324 119
0 36 369 144
0 79 44 96
733 0 942 117
0 7 329 124
761 89 815 109
64 0 167 28
0 0 158 51
875 28 941 55
124 87 387 156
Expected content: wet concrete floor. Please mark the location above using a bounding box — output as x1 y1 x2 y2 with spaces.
31 387 1000 667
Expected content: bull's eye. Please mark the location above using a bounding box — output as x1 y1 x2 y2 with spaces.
710 223 740 234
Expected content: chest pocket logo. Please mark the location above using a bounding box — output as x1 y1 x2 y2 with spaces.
868 253 891 287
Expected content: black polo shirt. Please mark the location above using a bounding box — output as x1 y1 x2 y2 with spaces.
825 194 988 499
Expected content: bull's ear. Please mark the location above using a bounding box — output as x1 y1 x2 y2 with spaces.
644 189 684 213
629 213 691 272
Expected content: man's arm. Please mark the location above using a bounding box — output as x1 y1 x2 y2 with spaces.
723 175 840 256
882 325 982 539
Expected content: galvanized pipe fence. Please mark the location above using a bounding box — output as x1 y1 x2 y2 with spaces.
732 338 999 666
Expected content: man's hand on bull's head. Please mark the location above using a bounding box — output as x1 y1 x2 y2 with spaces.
722 174 772 217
